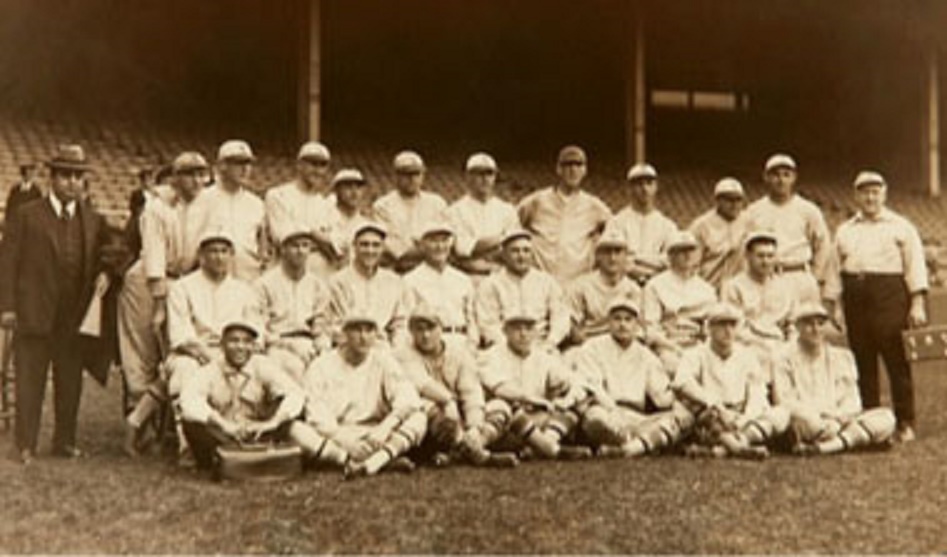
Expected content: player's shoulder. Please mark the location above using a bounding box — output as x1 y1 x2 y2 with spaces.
420 189 448 206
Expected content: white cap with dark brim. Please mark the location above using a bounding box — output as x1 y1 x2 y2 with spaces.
853 170 886 189
627 163 658 182
764 153 797 173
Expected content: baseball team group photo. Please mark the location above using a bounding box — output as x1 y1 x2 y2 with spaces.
1 0 947 553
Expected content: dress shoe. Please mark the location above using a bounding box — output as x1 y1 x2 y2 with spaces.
385 456 417 474
51 445 86 459
895 425 916 444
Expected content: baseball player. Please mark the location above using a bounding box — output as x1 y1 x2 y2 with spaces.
574 298 693 457
720 231 795 383
204 140 268 281
688 177 749 291
373 150 448 274
743 154 828 304
772 302 896 455
517 145 612 283
479 314 592 460
326 221 410 347
641 230 717 377
294 313 427 478
119 152 212 457
164 229 258 464
446 153 519 278
604 163 679 285
252 225 332 387
403 219 479 348
178 320 305 472
565 229 642 346
673 303 790 459
394 305 519 467
320 168 373 271
474 229 570 351
828 170 928 443
264 141 336 277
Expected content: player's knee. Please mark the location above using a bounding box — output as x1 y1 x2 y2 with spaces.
484 399 513 427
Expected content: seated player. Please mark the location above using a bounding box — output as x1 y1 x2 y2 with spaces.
479 314 591 460
403 219 479 348
565 230 642 347
642 231 717 377
178 320 305 473
293 313 427 478
394 305 519 467
574 298 693 457
253 225 332 387
475 229 570 351
326 221 411 347
673 303 790 459
772 302 896 455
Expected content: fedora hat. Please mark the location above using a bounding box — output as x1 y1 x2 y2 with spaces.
47 144 90 172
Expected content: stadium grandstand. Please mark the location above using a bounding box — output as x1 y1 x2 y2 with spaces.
0 0 945 245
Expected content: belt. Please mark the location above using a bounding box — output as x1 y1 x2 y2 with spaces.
775 262 809 273
840 271 903 281
443 326 468 335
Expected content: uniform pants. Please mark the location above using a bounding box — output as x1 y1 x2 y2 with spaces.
14 331 83 452
117 262 166 409
841 273 915 426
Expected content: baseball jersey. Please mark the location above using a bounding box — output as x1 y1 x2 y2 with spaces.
264 180 335 275
373 190 448 258
574 335 673 410
166 270 256 350
326 265 410 343
446 194 519 258
303 349 422 432
322 204 372 270
394 337 485 427
744 194 830 279
517 186 612 282
688 208 748 291
179 354 304 426
566 271 642 332
403 262 478 344
642 270 717 346
480 343 578 404
203 183 267 281
252 264 331 345
604 206 679 268
720 272 794 341
674 343 767 415
475 267 570 348
771 342 862 418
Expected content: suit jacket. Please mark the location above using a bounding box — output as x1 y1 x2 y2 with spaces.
4 182 43 222
0 197 103 335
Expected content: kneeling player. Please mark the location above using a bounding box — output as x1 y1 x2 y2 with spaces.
178 321 305 472
479 314 591 460
291 314 427 478
395 305 518 467
772 302 896 455
673 303 790 459
575 298 693 457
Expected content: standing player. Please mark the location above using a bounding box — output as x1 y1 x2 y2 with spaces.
772 303 896 455
673 303 790 459
575 299 693 457
565 230 642 346
475 229 570 351
830 171 928 443
689 177 749 291
604 163 679 285
373 150 447 274
446 152 519 278
294 314 427 478
321 168 373 271
4 163 41 222
744 154 828 304
517 145 612 283
403 219 479 347
204 140 267 281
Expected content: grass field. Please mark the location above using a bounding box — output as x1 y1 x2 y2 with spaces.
1 361 946 554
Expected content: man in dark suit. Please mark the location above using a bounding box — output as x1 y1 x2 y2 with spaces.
0 145 103 464
4 163 42 222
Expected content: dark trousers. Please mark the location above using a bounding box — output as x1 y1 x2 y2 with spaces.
14 331 84 452
841 273 915 426
182 421 235 470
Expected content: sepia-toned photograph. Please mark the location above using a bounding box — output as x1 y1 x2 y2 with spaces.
1 0 946 553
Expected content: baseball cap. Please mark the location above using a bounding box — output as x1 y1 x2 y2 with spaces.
352 220 388 241
596 229 628 251
606 297 640 317
706 302 743 325
409 303 443 327
501 228 532 246
764 154 797 173
504 313 538 326
280 223 316 246
557 145 587 165
297 141 330 163
713 177 745 198
853 170 886 189
792 302 830 322
217 140 255 163
172 152 209 174
331 168 366 188
221 319 260 340
743 230 778 251
627 163 658 182
418 218 454 239
465 152 498 173
393 151 425 173
666 230 699 253
342 312 378 329
198 228 235 250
